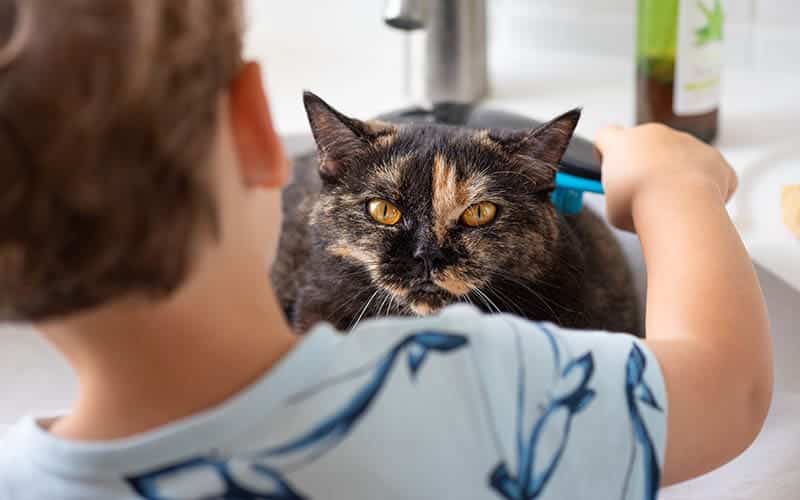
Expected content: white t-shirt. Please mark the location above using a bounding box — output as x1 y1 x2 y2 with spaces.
0 305 667 500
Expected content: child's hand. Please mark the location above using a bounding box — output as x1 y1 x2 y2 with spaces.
595 124 738 232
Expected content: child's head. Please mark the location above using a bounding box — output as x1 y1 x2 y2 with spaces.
0 0 288 323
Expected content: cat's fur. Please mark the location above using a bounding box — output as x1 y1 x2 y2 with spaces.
273 92 641 336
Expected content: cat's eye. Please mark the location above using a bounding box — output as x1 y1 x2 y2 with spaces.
461 202 497 227
368 199 402 226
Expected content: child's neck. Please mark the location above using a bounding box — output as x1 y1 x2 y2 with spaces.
38 259 297 442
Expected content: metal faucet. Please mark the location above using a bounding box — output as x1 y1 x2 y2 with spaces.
384 0 489 106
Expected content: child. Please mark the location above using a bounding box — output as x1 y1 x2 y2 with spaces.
0 1 771 499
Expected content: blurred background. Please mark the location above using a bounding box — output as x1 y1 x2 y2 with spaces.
244 0 799 136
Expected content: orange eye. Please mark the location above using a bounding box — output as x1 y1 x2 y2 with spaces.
368 199 402 226
461 202 497 227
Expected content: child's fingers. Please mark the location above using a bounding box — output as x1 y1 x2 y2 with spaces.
727 168 739 201
594 124 625 155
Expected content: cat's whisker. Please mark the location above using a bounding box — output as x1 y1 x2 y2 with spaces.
486 271 570 324
488 266 563 292
331 302 366 327
322 266 389 324
490 272 564 314
376 291 392 319
347 290 380 330
487 270 551 297
465 295 476 308
468 289 490 313
523 275 564 291
329 285 375 326
333 268 375 280
465 221 577 313
385 295 399 318
373 292 385 318
380 299 388 318
485 286 525 316
387 298 400 317
488 269 578 315
349 289 381 331
386 289 403 317
480 292 500 314
459 294 479 312
479 289 502 314
471 287 501 314
380 297 390 317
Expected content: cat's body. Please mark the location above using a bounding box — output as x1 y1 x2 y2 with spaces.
273 93 641 336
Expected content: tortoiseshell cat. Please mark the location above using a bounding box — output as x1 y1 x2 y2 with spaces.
273 92 641 336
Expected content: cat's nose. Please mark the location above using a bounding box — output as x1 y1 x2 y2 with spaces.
413 244 445 276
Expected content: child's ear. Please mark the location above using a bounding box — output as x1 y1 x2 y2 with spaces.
488 108 581 185
229 62 288 189
303 91 396 181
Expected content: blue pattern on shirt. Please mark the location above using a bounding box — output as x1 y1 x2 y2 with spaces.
127 328 663 500
128 332 468 500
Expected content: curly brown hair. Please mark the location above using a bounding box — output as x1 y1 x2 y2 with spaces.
0 0 243 321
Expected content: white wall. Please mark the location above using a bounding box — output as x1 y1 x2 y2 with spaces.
243 0 408 134
492 0 800 70
242 0 798 135
245 1 799 74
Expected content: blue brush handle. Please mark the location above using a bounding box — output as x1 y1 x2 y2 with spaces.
555 172 604 194
552 172 604 215
551 135 604 215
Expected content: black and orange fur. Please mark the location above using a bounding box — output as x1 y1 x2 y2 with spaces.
272 92 641 336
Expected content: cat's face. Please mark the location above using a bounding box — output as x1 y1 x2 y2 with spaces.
303 92 580 316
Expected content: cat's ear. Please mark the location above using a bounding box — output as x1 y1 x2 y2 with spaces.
490 108 582 170
303 91 397 180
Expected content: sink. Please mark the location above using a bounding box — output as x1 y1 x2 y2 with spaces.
730 142 800 292
660 264 800 500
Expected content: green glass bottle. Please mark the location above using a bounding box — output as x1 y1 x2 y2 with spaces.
636 0 725 143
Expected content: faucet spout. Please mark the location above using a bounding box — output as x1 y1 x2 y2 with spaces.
383 0 427 31
384 0 489 106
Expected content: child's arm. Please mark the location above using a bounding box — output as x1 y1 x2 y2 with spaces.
596 124 773 486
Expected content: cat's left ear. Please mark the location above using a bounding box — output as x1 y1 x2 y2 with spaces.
491 108 582 169
303 91 397 181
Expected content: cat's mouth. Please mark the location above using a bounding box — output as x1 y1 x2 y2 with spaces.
407 281 454 316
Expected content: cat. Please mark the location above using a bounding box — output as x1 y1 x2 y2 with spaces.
272 92 642 337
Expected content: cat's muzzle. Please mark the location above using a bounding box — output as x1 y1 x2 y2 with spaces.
407 283 452 316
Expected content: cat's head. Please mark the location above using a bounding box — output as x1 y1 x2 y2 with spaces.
303 92 580 316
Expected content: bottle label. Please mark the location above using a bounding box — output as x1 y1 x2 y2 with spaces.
673 0 725 116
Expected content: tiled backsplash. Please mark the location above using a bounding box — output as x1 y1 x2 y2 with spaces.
492 0 800 70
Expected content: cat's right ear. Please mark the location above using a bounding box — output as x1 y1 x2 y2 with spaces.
303 91 396 181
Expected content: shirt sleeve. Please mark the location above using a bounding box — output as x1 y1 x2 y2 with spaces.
467 313 668 500
0 435 13 500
